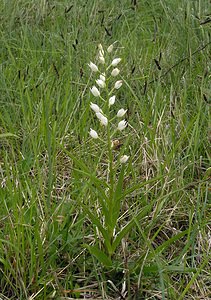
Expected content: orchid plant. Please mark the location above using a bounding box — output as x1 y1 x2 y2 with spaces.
84 43 132 266
61 42 153 275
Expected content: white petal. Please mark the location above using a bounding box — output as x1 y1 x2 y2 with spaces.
111 68 120 77
120 155 129 164
90 128 98 139
109 95 116 106
99 56 105 64
88 62 98 72
107 44 114 53
118 120 127 131
90 102 101 113
98 44 103 51
96 112 108 126
100 74 106 82
100 116 108 126
114 80 123 89
90 86 100 97
96 79 106 88
111 58 121 67
117 108 127 118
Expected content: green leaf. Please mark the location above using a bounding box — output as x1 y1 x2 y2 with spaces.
111 204 152 253
110 165 125 229
0 133 18 138
83 206 112 254
85 244 112 267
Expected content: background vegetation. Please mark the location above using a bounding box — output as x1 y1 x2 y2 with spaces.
0 0 210 299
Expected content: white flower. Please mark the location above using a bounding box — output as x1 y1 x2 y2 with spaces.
109 95 116 106
88 61 98 72
120 155 129 164
90 86 100 97
114 80 123 89
107 44 114 53
99 49 104 57
90 102 101 113
100 115 108 126
111 68 120 77
100 74 106 82
118 119 127 131
96 112 104 120
111 58 121 67
117 108 127 118
90 128 98 139
96 79 106 88
99 55 105 64
96 112 108 127
98 44 103 51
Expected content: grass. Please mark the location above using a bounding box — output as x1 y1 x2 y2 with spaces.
0 0 210 299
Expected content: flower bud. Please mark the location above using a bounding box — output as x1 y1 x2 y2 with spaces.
98 44 103 51
96 79 106 88
109 95 116 106
100 74 106 82
88 61 98 72
107 44 114 53
111 68 120 77
120 155 129 164
90 86 100 97
99 55 105 64
90 102 101 113
90 128 98 139
96 112 104 120
96 112 108 127
117 108 127 118
114 80 123 89
99 49 104 57
111 58 121 67
100 115 108 126
118 119 127 131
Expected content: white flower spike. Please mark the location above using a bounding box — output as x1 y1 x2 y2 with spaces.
114 80 123 89
88 62 98 72
118 119 127 131
90 102 101 113
109 95 116 107
111 68 120 77
117 108 127 118
111 58 121 67
90 128 98 139
120 155 129 164
90 86 100 97
96 79 106 88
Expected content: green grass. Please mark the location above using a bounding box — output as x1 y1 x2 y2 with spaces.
0 0 210 299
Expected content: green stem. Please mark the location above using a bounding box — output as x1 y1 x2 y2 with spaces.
106 93 115 245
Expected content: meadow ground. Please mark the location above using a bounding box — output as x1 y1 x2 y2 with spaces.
0 0 210 299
